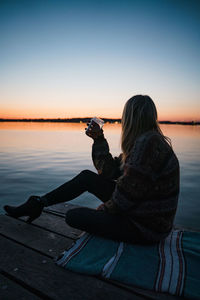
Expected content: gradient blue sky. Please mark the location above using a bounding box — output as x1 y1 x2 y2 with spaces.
0 0 200 120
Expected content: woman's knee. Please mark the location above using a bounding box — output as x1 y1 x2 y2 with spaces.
79 169 96 178
65 209 76 226
65 208 84 227
78 170 98 191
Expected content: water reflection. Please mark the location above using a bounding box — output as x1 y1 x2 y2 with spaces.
0 122 199 229
0 121 121 131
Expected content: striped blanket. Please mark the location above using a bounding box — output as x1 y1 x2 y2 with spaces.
55 230 200 299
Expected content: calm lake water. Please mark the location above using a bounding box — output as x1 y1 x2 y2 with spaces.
0 122 199 229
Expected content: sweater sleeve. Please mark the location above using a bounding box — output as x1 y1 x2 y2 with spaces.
105 132 176 214
92 134 123 180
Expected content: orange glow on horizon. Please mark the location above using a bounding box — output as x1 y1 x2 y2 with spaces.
0 107 199 122
0 108 121 120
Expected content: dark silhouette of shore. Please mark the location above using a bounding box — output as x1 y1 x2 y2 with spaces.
0 118 199 125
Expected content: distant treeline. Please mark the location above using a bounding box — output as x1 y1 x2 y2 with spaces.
0 118 199 125
0 118 121 123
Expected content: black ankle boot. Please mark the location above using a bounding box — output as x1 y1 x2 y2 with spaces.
3 196 44 224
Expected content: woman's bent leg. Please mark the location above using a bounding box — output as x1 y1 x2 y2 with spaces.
41 170 116 207
65 207 143 244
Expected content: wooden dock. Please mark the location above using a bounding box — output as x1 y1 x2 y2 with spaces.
0 203 184 300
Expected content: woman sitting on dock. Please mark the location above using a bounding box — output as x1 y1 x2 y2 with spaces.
4 95 180 245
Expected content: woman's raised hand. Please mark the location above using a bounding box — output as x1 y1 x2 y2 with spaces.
85 120 103 140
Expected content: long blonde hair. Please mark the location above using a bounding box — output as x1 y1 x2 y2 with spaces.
120 95 171 164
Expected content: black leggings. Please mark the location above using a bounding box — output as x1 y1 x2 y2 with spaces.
42 170 142 244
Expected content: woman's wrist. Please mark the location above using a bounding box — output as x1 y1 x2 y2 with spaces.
93 132 104 141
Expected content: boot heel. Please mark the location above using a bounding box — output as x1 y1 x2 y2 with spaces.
26 215 38 224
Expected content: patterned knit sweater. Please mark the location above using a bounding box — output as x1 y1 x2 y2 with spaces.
92 130 180 242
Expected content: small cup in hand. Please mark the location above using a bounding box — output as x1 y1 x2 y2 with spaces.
85 117 104 140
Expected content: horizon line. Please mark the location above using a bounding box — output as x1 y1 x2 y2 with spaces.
0 117 199 125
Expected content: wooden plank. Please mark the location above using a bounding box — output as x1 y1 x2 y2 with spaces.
0 215 74 258
44 203 80 216
0 235 142 300
0 273 40 300
18 211 82 239
174 225 200 232
105 279 183 300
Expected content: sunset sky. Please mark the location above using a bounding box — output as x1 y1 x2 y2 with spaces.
0 0 200 121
